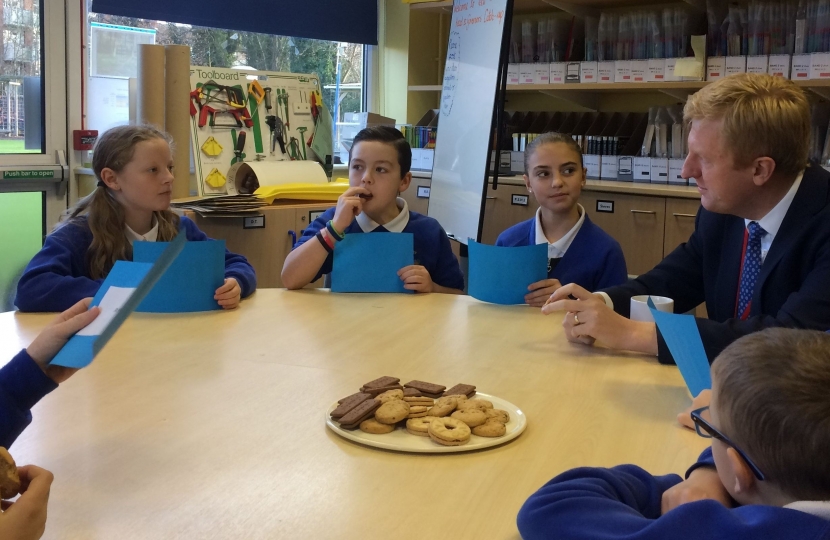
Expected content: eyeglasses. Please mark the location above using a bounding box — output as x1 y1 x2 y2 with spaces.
690 406 766 481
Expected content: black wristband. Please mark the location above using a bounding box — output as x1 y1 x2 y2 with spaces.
315 231 333 253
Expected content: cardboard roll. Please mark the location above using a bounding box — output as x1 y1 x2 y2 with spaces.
226 160 328 195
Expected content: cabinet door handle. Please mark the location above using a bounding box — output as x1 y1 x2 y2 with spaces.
485 196 496 200
630 209 657 215
287 230 297 247
672 213 697 218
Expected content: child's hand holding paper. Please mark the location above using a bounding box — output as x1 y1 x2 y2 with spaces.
26 298 100 383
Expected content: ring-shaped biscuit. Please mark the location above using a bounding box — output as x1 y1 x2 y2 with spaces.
428 417 471 446
405 416 437 436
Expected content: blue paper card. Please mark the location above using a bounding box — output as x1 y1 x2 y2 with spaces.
468 240 548 305
330 233 414 293
134 240 225 313
50 234 186 369
648 297 712 396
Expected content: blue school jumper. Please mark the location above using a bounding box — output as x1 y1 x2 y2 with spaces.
495 214 627 291
518 448 830 540
294 207 465 290
0 350 57 448
15 216 257 312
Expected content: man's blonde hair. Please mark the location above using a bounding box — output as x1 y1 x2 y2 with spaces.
684 73 810 178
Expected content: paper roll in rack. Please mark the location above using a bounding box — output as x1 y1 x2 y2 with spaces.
226 161 328 195
137 44 166 128
164 45 192 200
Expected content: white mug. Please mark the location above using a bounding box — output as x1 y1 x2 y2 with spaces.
630 295 674 323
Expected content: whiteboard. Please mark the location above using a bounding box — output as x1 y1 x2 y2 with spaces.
428 0 509 244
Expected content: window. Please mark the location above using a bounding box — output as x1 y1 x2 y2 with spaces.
0 0 42 154
86 8 366 163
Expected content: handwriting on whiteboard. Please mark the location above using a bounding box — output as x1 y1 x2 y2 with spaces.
454 0 505 28
442 30 461 117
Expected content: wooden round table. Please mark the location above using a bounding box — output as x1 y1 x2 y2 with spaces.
0 289 708 539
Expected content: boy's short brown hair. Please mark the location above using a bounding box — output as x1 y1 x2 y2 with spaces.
712 328 830 500
684 73 810 178
349 125 412 177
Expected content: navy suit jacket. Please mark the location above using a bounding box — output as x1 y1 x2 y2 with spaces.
602 164 830 364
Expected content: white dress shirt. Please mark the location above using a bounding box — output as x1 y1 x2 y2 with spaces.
745 170 803 262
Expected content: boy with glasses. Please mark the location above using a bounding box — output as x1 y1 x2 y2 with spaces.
517 328 830 539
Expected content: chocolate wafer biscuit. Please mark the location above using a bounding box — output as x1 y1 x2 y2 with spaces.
338 391 368 405
362 384 403 396
331 392 372 419
403 387 423 398
443 384 476 398
361 376 400 390
403 380 446 395
338 399 380 430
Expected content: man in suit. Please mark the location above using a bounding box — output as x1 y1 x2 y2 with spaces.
543 73 830 367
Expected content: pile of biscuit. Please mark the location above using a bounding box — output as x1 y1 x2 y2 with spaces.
330 377 511 447
0 448 20 500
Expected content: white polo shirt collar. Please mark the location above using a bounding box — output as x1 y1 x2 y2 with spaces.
785 500 830 520
125 216 159 244
534 204 585 259
356 197 410 233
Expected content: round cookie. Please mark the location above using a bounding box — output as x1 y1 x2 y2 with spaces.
427 396 458 417
443 394 468 402
472 420 507 437
0 448 21 499
405 416 437 436
485 409 510 424
408 405 429 418
451 408 487 427
428 417 471 446
360 418 395 434
456 399 493 411
376 389 404 404
375 400 410 424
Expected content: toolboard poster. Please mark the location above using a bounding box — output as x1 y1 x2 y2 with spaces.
189 67 324 196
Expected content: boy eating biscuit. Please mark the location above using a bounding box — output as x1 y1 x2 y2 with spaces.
282 126 464 293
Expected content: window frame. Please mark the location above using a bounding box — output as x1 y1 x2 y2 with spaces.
0 0 68 168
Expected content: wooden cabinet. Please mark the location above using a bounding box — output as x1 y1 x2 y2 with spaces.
580 191 667 276
186 202 334 289
480 181 538 244
664 198 700 256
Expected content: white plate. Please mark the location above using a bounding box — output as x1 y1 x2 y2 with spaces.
325 392 528 453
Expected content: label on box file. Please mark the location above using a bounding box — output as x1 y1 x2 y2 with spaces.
550 63 566 84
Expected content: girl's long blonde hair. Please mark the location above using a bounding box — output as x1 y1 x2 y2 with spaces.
60 125 181 279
